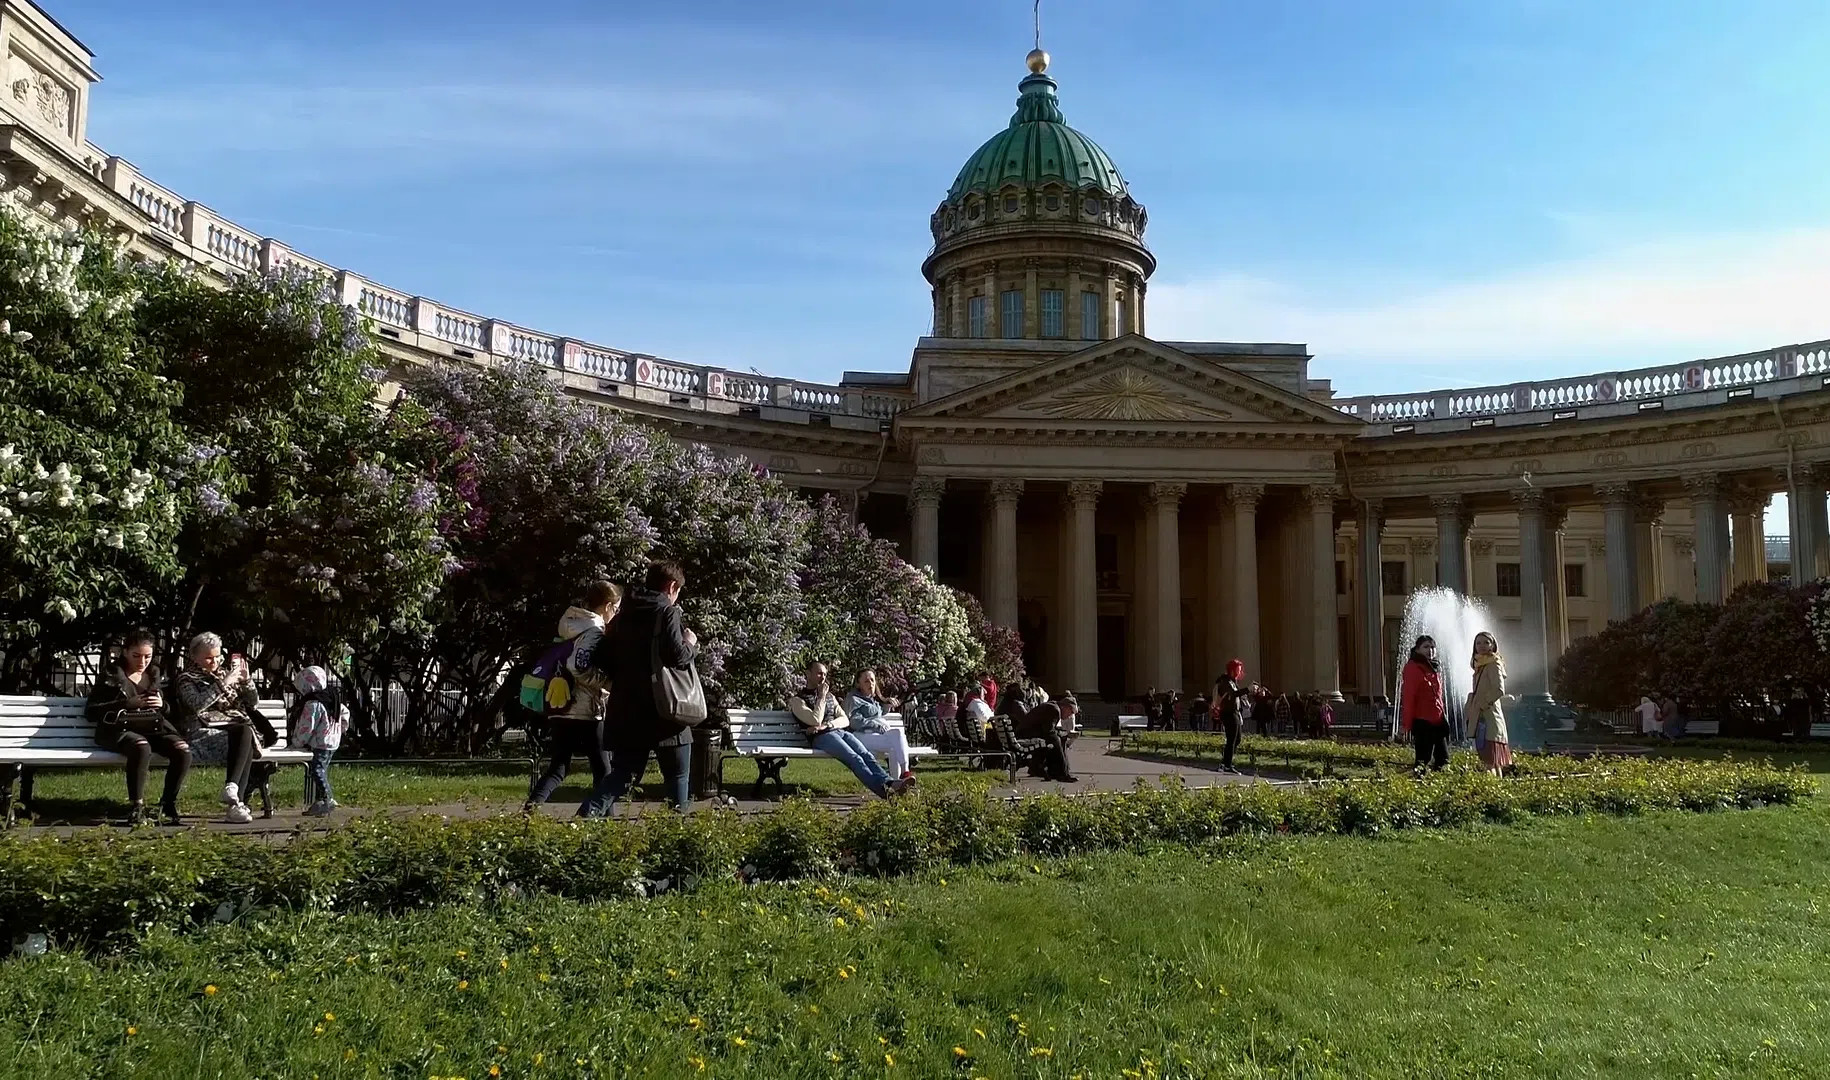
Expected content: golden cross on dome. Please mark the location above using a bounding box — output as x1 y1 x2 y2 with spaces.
1027 0 1050 73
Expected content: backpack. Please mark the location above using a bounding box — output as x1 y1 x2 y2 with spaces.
518 636 583 718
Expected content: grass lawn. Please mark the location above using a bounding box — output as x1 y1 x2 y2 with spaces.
6 798 1830 1077
16 756 994 822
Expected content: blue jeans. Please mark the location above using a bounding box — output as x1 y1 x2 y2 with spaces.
579 742 691 817
814 729 892 797
309 748 335 804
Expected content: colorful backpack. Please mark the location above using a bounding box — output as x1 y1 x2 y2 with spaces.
517 636 583 718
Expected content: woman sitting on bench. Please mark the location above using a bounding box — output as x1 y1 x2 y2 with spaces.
843 669 916 783
174 632 278 824
786 661 912 799
86 628 191 825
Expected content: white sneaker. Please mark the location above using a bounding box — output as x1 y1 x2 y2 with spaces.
221 782 240 806
225 802 253 824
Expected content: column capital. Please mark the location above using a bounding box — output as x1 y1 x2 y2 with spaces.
1471 537 1495 556
1682 473 1722 500
1592 536 1606 556
1065 479 1103 509
1358 496 1384 518
1304 484 1341 510
1511 487 1550 516
1409 537 1435 555
1595 480 1635 507
1634 496 1665 526
1673 534 1697 556
909 475 946 507
1226 483 1265 512
987 478 1025 505
1147 481 1188 508
1726 486 1771 516
1546 505 1569 532
1429 493 1464 517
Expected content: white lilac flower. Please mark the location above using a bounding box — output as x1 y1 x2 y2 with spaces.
31 462 47 480
86 492 107 506
0 505 11 520
44 598 76 622
0 445 17 468
48 463 70 484
103 530 124 549
52 488 73 508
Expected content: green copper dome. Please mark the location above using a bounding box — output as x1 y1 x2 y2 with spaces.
945 70 1129 202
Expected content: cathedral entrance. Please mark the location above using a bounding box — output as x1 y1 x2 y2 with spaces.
1097 614 1128 701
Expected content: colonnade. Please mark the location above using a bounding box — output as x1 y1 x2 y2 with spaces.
899 468 1813 703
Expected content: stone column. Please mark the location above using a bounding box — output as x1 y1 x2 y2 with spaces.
1308 485 1341 698
1513 488 1551 700
1229 484 1264 682
982 263 998 335
986 479 1023 627
1634 495 1665 603
1544 506 1570 661
1065 263 1083 340
1135 280 1147 336
1149 482 1187 692
909 476 944 574
1729 488 1769 589
1356 499 1385 702
1685 474 1728 604
1022 258 1040 339
1431 495 1468 593
1063 481 1101 695
1597 482 1639 622
1103 264 1120 342
947 275 964 337
1789 464 1829 583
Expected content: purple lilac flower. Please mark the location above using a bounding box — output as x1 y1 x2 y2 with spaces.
407 479 437 513
197 483 229 516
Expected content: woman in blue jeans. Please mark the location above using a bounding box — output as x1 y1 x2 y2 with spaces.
786 661 912 799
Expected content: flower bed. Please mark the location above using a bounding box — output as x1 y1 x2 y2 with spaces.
1 758 1809 951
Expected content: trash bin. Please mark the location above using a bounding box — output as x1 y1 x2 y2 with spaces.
689 721 723 800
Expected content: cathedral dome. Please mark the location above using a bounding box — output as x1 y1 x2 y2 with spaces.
945 69 1130 202
927 55 1148 262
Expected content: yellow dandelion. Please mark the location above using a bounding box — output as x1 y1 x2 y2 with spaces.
878 1036 889 1046
826 1052 842 1062
538 973 552 983
313 1024 325 1036
837 967 850 980
530 944 541 954
953 1046 968 1058
834 917 847 928
323 1012 335 1022
807 1005 820 1015
203 985 219 997
499 958 509 971
733 1036 749 1048
456 950 468 959
688 1016 704 1030
1030 1047 1054 1058
343 1049 357 1062
125 1026 137 1037
532 1053 544 1066
884 1052 895 1066
688 1056 706 1072
457 979 470 991
973 1028 986 1039
489 1066 502 1078
497 1045 508 1055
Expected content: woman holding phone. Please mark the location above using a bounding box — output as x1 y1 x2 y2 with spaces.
86 629 191 824
174 632 277 823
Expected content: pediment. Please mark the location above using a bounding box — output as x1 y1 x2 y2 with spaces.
896 336 1362 430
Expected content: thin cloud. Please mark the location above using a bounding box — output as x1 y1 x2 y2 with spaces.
1152 225 1830 394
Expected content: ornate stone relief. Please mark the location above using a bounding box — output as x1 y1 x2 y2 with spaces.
1672 535 1697 556
7 53 71 133
766 454 799 472
908 476 945 506
1408 537 1435 555
1680 441 1717 460
1593 450 1630 468
1471 539 1495 556
917 447 946 465
1017 368 1233 422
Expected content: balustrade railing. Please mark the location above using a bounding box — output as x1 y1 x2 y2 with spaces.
82 154 1830 434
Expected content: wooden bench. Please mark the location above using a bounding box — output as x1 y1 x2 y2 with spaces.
723 711 937 799
0 695 312 824
1684 720 1721 737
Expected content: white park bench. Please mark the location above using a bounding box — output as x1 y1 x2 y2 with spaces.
0 695 312 824
723 710 937 799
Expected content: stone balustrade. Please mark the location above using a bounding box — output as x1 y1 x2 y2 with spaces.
88 155 1828 434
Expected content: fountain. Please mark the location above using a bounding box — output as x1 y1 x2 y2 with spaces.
1393 587 1492 744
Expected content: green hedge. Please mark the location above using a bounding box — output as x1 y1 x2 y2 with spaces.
1 759 1810 951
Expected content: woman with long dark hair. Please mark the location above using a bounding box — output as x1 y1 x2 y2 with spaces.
1399 635 1448 770
86 629 191 824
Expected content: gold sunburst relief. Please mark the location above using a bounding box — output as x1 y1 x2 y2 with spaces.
1017 368 1233 422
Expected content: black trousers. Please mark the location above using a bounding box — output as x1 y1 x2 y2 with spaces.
1222 716 1242 768
527 718 609 805
1413 721 1451 770
97 721 191 807
224 723 258 793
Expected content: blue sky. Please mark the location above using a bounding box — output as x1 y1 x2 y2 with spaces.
56 0 1830 523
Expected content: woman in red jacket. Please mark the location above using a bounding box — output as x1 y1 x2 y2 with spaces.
1399 635 1449 770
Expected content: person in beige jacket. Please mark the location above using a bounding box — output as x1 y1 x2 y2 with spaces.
1468 631 1511 775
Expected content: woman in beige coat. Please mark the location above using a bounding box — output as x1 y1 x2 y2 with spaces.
1468 631 1510 775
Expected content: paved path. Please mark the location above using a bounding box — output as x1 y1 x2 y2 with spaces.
16 737 1265 837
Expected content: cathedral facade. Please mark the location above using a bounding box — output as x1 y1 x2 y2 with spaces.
4 4 1827 702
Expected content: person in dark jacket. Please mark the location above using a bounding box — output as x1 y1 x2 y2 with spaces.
578 561 698 817
1250 686 1273 735
1213 659 1249 772
87 629 190 824
1400 635 1449 769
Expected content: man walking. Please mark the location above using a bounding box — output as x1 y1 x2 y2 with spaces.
579 561 698 817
